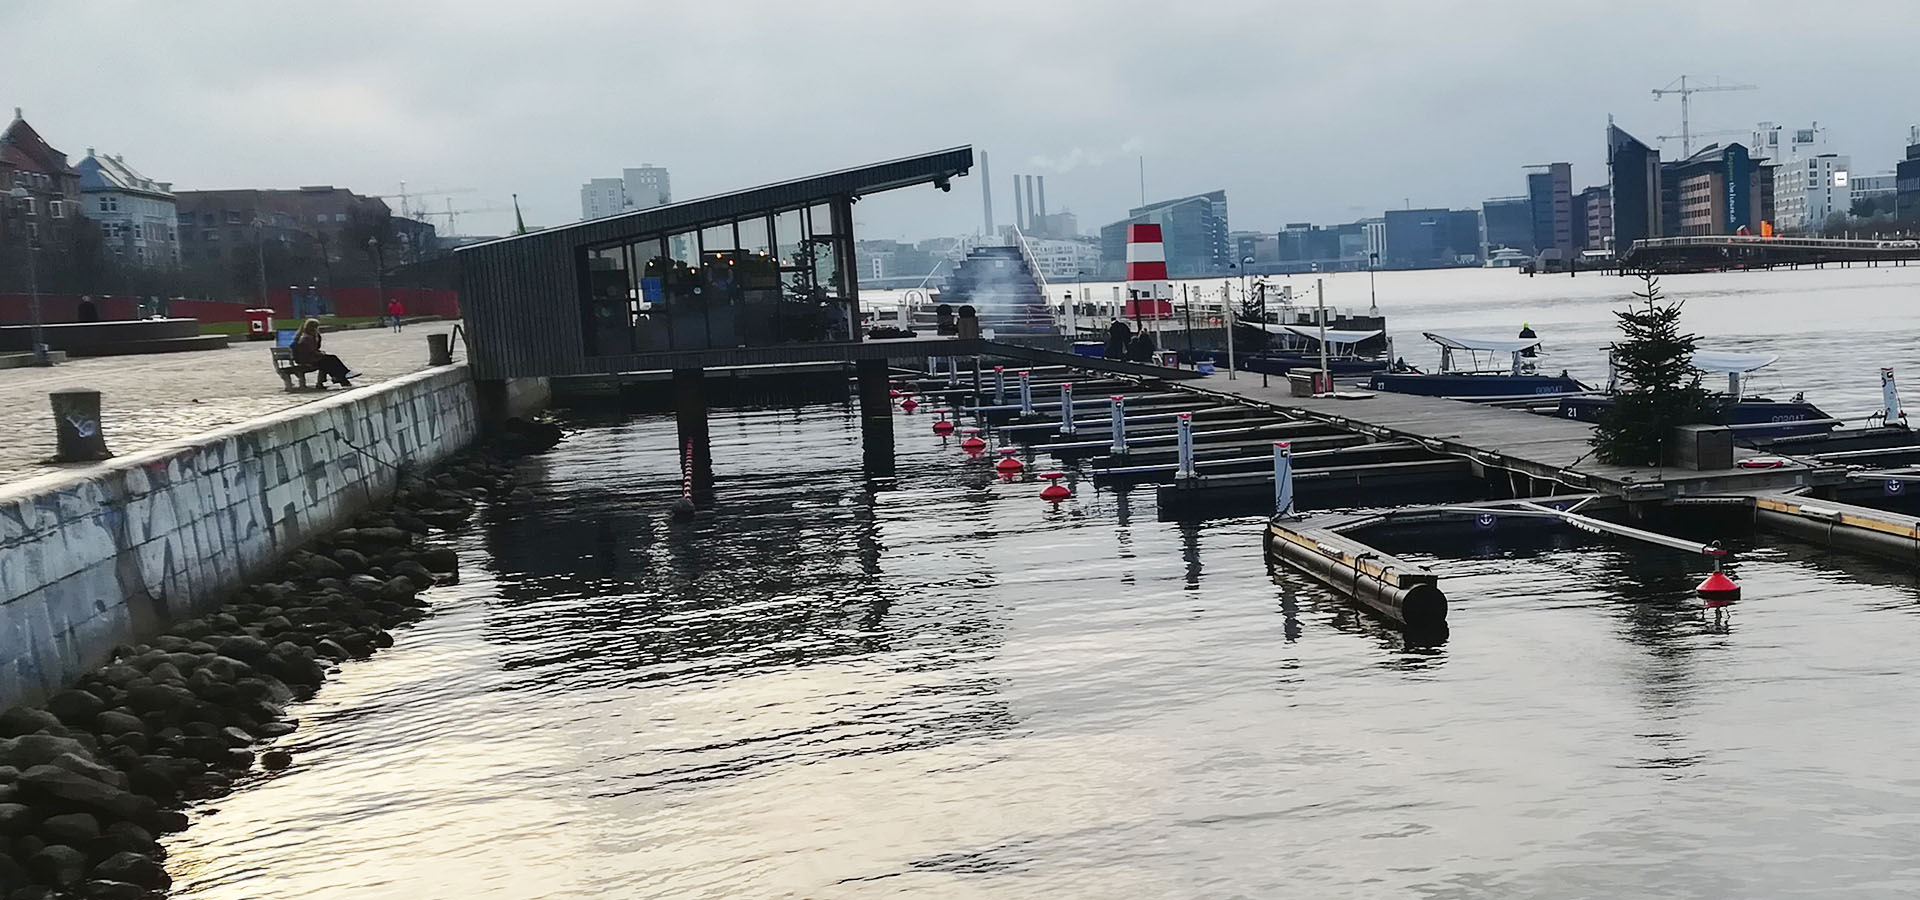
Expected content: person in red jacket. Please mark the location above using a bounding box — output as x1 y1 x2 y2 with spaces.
387 296 405 332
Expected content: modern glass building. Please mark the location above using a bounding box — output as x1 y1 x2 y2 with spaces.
1608 125 1661 253
1098 190 1230 278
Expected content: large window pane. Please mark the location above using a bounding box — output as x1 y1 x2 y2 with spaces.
585 245 633 355
664 230 708 348
699 224 734 254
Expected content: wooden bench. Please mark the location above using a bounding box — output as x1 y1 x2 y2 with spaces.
271 346 326 391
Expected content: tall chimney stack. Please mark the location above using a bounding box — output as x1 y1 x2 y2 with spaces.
980 151 994 236
1036 176 1048 237
1012 173 1025 237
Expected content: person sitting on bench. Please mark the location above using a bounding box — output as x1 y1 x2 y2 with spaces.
291 318 357 387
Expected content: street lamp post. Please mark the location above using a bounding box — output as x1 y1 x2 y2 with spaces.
9 187 48 366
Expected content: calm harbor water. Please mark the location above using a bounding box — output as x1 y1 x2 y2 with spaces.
166 267 1920 898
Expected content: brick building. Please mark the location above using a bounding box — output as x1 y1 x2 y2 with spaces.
0 109 83 252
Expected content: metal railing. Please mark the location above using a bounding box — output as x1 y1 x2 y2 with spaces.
1630 234 1920 252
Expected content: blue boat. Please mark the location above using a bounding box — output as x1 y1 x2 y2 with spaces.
1365 332 1591 400
1554 350 1839 439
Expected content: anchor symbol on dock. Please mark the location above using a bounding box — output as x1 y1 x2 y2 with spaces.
66 416 98 438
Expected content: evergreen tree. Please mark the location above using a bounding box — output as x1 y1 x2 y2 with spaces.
1591 272 1709 465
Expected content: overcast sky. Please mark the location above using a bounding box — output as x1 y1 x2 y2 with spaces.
5 1 1917 241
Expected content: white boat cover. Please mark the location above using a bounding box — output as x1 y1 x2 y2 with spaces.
1422 332 1541 353
1691 350 1779 374
1257 323 1384 344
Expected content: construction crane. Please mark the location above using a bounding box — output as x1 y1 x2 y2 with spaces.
1652 76 1757 157
1655 127 1749 151
415 199 508 236
374 182 477 220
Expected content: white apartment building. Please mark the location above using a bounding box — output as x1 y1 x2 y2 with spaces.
1751 122 1825 163
1025 237 1102 281
580 177 624 220
1774 153 1852 232
76 150 178 266
578 165 673 221
1850 172 1896 204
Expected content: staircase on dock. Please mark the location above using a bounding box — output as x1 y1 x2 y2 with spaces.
921 245 1057 336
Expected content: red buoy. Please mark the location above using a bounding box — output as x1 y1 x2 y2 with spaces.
995 447 1024 473
1737 456 1788 469
1696 570 1741 604
932 409 954 435
959 428 987 452
900 397 919 413
889 389 902 398
1039 471 1071 501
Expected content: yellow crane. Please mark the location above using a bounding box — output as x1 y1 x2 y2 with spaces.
1652 76 1757 156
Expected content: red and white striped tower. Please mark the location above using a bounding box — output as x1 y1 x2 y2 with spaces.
1125 223 1169 328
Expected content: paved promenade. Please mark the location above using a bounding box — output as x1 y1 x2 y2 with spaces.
0 322 459 484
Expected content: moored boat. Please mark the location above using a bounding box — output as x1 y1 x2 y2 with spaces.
1366 332 1590 400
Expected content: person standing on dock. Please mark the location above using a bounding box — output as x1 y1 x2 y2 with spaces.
1106 319 1132 359
1519 322 1538 358
388 296 406 332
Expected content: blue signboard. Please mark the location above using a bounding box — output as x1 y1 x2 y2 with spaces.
1726 144 1751 233
640 277 664 306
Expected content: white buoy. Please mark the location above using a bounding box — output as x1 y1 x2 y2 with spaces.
1060 383 1076 434
1273 441 1294 515
1175 413 1196 483
1110 395 1128 456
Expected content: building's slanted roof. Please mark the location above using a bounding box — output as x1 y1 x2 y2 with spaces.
1126 190 1226 218
77 151 172 198
0 113 80 177
459 145 973 253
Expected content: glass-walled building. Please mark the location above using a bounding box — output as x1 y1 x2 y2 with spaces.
456 147 972 379
581 199 854 356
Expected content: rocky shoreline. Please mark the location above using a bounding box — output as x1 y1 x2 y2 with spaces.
0 419 561 899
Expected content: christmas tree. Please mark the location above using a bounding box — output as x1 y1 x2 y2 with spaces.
1590 272 1710 465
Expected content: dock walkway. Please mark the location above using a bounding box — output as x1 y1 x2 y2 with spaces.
1172 375 1846 500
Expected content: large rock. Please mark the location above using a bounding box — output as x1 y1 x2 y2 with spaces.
101 821 155 853
92 711 144 737
37 812 99 845
27 844 87 886
0 735 91 770
0 802 34 835
331 549 371 573
49 753 129 791
80 880 151 900
300 553 347 577
0 707 62 737
90 851 168 890
214 635 272 664
44 691 104 728
381 577 421 603
16 766 149 823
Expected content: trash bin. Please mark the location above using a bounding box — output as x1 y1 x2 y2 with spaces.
1196 358 1216 375
1156 350 1180 368
245 308 275 341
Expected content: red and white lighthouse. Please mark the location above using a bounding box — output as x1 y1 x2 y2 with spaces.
1124 223 1171 320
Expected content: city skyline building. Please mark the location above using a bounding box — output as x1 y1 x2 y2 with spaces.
1098 190 1230 278
578 165 672 221
1608 124 1662 252
77 149 179 266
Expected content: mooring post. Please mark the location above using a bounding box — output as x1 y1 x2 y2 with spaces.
947 356 959 388
1059 383 1076 435
49 389 111 463
672 368 715 507
1274 441 1294 515
856 358 895 479
1110 395 1128 456
1175 413 1196 484
994 366 1006 405
972 356 982 396
427 332 452 366
1883 367 1903 423
1018 370 1034 416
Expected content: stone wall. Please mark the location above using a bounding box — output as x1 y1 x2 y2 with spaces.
0 365 478 706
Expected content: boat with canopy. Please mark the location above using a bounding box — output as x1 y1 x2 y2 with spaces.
1238 324 1391 375
1555 348 1838 439
1366 332 1589 400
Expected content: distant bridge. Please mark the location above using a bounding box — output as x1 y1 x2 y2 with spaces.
1620 235 1920 273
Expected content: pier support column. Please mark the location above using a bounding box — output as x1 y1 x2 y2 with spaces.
673 368 715 508
856 358 895 478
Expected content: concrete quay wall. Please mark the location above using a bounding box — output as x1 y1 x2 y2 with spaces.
0 364 479 706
